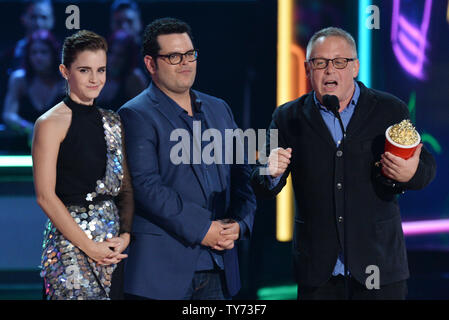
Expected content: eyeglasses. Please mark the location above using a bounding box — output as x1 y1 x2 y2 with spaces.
156 49 198 65
308 57 356 69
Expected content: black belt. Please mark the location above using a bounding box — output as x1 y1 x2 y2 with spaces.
60 194 114 207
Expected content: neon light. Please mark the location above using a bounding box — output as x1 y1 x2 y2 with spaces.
398 15 426 41
406 92 442 154
398 30 422 56
290 44 308 97
408 91 416 124
276 0 295 242
391 0 433 79
402 219 449 236
358 0 371 87
421 133 443 154
277 0 293 107
0 156 32 167
257 284 297 300
447 0 449 23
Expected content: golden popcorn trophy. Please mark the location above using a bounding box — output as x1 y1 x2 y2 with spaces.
384 119 421 160
375 120 421 180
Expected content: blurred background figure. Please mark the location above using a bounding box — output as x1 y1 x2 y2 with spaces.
0 0 55 128
2 30 64 148
97 30 148 111
110 0 142 44
12 0 55 71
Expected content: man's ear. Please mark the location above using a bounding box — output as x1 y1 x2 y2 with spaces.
144 55 157 75
352 58 360 79
304 61 311 78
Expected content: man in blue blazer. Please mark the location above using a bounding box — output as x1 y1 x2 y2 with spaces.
117 18 256 299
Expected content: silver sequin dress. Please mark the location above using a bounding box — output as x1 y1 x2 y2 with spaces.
39 99 133 300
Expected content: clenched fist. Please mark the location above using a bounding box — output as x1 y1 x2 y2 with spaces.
268 147 292 178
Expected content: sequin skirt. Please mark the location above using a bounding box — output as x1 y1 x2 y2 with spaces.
40 200 120 300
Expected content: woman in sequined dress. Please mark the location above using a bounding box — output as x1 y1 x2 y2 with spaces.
32 30 134 300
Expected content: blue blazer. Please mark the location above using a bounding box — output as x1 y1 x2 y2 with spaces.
118 83 256 299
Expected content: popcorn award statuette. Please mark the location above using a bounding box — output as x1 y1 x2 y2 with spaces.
374 120 421 181
384 119 421 160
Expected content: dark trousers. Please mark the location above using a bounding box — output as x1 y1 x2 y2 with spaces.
298 275 408 300
183 270 231 300
124 270 231 300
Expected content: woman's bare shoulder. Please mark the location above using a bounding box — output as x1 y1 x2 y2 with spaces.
34 101 72 138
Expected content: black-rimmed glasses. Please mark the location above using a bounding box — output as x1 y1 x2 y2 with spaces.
156 49 198 65
308 57 356 69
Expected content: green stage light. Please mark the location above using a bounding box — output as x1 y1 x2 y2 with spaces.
0 156 33 168
257 284 297 300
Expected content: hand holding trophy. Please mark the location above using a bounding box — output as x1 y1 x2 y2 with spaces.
378 119 423 183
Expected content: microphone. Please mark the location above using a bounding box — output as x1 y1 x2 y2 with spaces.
322 94 345 136
322 95 339 116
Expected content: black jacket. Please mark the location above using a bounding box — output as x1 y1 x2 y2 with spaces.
251 82 436 287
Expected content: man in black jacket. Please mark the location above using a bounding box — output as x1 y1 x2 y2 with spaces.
251 27 436 300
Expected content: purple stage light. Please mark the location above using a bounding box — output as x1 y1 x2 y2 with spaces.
391 0 433 79
402 219 449 236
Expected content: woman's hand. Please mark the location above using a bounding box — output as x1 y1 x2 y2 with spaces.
84 240 120 265
97 233 131 266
